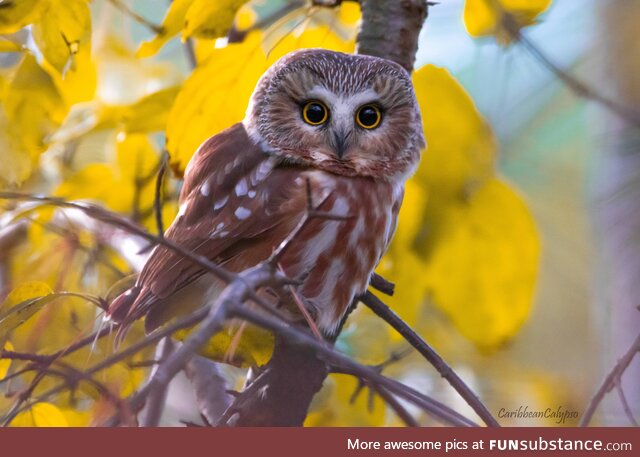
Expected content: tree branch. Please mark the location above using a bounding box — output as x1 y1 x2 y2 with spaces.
499 9 640 128
356 0 428 73
361 291 499 427
580 331 640 426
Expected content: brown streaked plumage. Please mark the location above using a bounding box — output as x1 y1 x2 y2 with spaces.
108 49 425 338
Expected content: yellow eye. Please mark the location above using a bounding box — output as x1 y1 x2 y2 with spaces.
356 104 382 129
302 101 329 126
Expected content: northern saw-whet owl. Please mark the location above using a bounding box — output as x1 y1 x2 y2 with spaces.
108 49 425 339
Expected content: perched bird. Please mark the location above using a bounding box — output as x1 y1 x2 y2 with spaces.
107 49 425 340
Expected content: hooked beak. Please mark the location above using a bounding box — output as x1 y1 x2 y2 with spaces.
332 129 351 159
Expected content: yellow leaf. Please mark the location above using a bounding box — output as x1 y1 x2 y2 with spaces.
0 282 55 336
121 86 180 133
11 402 69 427
3 54 67 154
413 64 496 197
96 35 180 106
422 178 540 350
136 0 193 58
183 0 248 40
53 133 162 217
32 0 91 74
233 2 257 32
175 322 274 367
167 26 355 173
115 133 162 213
54 164 130 213
97 362 145 397
59 408 92 427
0 341 14 380
463 0 552 43
0 0 45 34
2 281 54 310
0 37 21 52
50 86 178 146
0 113 32 187
116 133 161 183
50 42 97 106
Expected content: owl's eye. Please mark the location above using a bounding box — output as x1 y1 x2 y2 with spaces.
302 101 329 126
356 105 382 129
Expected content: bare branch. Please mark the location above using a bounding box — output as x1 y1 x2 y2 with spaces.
361 290 499 427
107 0 162 34
140 338 175 426
499 10 640 128
184 355 232 426
580 331 640 426
370 272 395 296
615 380 639 427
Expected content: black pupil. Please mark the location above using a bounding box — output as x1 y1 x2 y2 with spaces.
359 107 379 127
306 103 325 123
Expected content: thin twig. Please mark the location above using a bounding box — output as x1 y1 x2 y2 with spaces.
361 290 500 427
614 380 639 427
1 306 208 426
373 384 419 427
154 153 168 237
183 39 197 69
500 11 640 128
107 0 163 34
581 331 640 426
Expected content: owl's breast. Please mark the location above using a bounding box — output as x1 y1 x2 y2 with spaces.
280 171 404 335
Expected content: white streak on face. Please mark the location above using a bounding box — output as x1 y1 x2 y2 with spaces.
248 190 256 198
234 207 251 220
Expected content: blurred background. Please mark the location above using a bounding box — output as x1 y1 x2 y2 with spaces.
413 0 640 426
1 0 639 426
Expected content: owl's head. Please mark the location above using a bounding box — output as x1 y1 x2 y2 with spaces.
244 49 425 180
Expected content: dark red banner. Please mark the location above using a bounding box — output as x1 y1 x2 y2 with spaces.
0 427 637 456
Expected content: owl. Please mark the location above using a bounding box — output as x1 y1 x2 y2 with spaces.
108 49 425 339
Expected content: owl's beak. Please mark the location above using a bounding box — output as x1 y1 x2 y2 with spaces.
332 129 351 159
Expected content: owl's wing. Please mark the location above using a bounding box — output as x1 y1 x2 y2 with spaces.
107 123 311 331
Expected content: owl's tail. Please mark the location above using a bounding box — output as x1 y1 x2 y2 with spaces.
106 285 143 348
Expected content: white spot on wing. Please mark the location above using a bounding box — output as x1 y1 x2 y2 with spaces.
201 181 210 197
254 159 273 183
214 196 228 211
235 178 248 197
234 207 251 220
